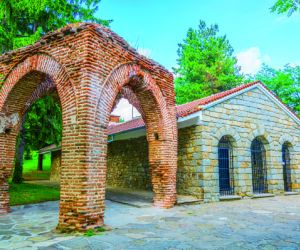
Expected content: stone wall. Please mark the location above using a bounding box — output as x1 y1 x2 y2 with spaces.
198 87 300 202
107 137 151 190
107 127 204 198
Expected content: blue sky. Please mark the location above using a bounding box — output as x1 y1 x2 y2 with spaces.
99 0 300 120
99 0 300 74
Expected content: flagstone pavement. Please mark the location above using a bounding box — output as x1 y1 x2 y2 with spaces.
0 195 300 249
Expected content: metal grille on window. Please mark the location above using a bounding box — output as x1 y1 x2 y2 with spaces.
218 136 234 196
251 138 268 194
282 143 292 192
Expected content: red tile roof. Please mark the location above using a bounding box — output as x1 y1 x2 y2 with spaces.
108 81 300 135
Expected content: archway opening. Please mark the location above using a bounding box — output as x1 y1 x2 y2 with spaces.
218 135 235 196
1 71 62 207
282 141 292 192
251 137 268 194
106 97 153 205
95 64 177 213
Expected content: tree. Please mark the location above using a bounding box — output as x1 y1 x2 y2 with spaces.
0 0 110 53
24 94 62 151
174 20 243 105
0 0 110 182
271 0 300 16
253 64 300 114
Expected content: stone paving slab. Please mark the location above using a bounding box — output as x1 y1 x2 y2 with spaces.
0 195 300 249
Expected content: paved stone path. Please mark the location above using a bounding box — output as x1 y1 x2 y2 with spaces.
0 195 300 249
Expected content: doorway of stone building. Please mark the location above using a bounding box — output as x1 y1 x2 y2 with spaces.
251 137 268 194
282 142 292 192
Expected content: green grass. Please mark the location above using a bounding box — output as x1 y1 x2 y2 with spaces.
9 182 60 206
23 153 51 180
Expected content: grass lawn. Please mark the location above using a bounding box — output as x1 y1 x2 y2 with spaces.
22 153 51 180
9 152 60 206
9 182 60 206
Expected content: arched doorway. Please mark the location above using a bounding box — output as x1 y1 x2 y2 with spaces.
251 137 268 194
282 142 292 192
218 136 234 196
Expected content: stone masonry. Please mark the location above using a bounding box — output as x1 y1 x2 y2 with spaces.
106 84 300 203
0 23 178 232
198 87 300 202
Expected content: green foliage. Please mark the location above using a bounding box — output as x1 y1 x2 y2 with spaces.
24 94 62 151
174 20 243 105
271 0 300 16
84 227 106 237
0 0 110 53
9 182 60 206
252 64 300 114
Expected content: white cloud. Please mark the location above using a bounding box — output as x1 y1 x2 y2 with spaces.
111 98 140 121
138 48 151 58
236 47 270 75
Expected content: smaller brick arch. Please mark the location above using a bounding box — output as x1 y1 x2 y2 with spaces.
94 62 177 209
0 54 77 116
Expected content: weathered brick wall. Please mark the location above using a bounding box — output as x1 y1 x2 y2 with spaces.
0 23 178 232
199 87 300 202
107 137 151 190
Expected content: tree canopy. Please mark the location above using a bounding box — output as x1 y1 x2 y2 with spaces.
174 20 243 105
24 94 62 151
253 64 300 114
271 0 300 16
0 0 110 53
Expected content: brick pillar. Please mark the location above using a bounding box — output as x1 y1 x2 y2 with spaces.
0 178 9 214
0 131 18 214
57 105 105 232
149 139 177 208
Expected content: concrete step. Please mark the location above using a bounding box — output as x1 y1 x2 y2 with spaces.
284 191 299 196
220 195 242 201
252 193 275 199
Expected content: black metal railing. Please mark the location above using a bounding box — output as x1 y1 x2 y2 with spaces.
282 143 292 192
251 138 268 194
218 137 234 196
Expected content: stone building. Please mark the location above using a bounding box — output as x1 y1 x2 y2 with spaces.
107 81 300 202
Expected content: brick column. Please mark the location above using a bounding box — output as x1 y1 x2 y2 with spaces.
149 139 177 208
0 131 18 214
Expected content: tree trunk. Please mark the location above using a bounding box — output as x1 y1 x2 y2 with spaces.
12 116 26 184
24 147 32 160
38 154 43 171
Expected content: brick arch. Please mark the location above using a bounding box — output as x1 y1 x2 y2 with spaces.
0 54 78 218
0 54 77 116
94 62 177 209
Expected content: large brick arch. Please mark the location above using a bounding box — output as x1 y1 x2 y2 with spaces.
0 23 177 232
0 54 77 217
94 63 177 208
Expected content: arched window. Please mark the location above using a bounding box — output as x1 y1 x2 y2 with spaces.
218 136 234 196
282 142 292 192
251 137 268 194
